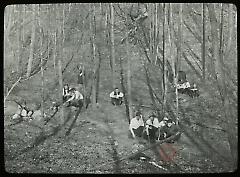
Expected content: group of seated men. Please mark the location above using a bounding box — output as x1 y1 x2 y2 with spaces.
177 81 199 98
129 111 178 143
62 84 84 108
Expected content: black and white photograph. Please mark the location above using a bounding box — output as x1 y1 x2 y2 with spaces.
4 3 238 173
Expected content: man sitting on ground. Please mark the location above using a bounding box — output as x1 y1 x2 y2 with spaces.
129 112 144 139
63 84 71 102
145 114 160 143
188 83 200 98
109 87 124 106
65 88 84 108
177 80 191 94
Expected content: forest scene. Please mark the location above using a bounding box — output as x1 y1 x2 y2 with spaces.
4 3 238 173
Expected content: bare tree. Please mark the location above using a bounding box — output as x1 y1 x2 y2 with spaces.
91 4 97 107
38 4 45 119
126 29 133 120
110 3 116 88
162 3 167 113
202 3 206 82
26 4 37 77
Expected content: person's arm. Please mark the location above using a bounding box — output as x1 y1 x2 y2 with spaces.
110 91 115 98
119 92 124 97
66 94 74 102
129 123 136 138
79 93 84 100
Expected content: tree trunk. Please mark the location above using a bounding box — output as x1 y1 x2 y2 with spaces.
16 5 22 73
4 6 13 75
177 3 182 73
207 3 218 80
110 3 116 88
126 32 133 120
26 4 36 77
202 3 206 82
58 59 64 125
224 4 233 60
168 3 179 124
59 4 64 125
38 4 45 119
95 3 104 103
120 57 130 123
91 4 97 107
175 3 182 124
53 31 57 74
162 3 167 113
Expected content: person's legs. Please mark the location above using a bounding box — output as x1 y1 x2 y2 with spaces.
149 128 156 143
115 98 120 105
119 97 123 105
111 98 117 105
134 126 144 137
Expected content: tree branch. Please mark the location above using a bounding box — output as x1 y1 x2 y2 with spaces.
4 77 22 104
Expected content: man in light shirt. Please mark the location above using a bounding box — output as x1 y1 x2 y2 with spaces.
109 87 124 106
145 114 160 143
129 112 144 138
66 88 84 108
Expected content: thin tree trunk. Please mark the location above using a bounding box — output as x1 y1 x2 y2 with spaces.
177 3 183 73
17 5 21 73
53 31 57 74
22 5 26 42
169 3 179 124
95 3 104 103
126 32 133 120
224 4 233 60
120 57 130 123
4 6 13 72
110 3 116 88
207 3 218 80
162 3 166 112
58 4 64 125
202 3 206 82
175 3 182 125
58 59 64 125
91 4 97 107
38 4 45 119
154 3 159 65
26 4 36 77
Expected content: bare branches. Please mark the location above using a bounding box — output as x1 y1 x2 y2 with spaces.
4 77 22 104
